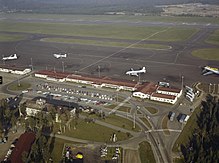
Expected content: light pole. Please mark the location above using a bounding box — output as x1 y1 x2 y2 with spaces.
181 75 184 91
62 61 64 72
98 65 101 78
209 83 212 93
30 58 33 70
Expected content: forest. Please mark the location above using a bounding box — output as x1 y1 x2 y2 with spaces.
181 95 219 163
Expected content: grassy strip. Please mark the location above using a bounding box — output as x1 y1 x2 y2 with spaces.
139 117 152 129
4 13 219 24
54 118 131 142
144 107 158 114
192 48 219 61
139 141 156 163
117 106 131 113
104 114 141 132
149 27 199 42
42 38 170 50
0 33 26 42
162 116 170 135
0 20 197 41
205 29 219 45
172 106 201 153
8 82 31 91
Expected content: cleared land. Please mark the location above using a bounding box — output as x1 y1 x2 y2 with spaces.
0 33 26 42
192 48 219 61
42 38 171 50
0 21 198 41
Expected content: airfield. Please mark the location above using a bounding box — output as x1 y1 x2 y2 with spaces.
0 13 219 163
0 14 219 87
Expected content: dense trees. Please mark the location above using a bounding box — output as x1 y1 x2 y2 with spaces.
182 95 219 163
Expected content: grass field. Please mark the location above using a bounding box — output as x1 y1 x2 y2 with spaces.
192 48 219 61
205 29 219 45
104 114 141 132
149 27 199 42
50 138 78 162
0 33 26 42
172 106 201 153
3 13 219 24
42 38 171 50
139 141 156 163
56 118 131 142
0 20 198 42
144 107 158 114
8 82 31 91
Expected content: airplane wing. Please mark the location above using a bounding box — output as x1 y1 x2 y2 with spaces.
133 73 138 76
202 71 214 76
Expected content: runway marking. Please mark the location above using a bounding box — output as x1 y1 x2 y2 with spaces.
108 96 131 115
78 27 172 72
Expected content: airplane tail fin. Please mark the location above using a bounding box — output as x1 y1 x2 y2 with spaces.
142 67 146 72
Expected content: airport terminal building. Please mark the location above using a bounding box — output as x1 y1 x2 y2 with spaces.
34 70 182 104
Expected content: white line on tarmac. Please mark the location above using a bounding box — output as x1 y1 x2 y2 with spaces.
78 27 171 72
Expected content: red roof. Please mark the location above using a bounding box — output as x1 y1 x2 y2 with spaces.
151 93 176 100
136 82 158 95
157 86 181 93
36 70 138 88
10 132 35 163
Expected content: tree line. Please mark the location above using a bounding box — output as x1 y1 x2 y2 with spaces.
181 94 219 163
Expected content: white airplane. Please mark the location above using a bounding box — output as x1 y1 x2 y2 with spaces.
2 54 18 61
202 66 219 76
53 53 67 59
126 67 146 76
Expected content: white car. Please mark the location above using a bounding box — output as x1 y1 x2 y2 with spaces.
53 53 67 59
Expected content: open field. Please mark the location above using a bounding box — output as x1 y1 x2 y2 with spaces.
42 38 171 50
139 141 156 163
0 33 27 42
54 118 131 142
192 48 219 61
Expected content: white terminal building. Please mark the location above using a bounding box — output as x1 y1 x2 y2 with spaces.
0 65 31 75
34 70 182 104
